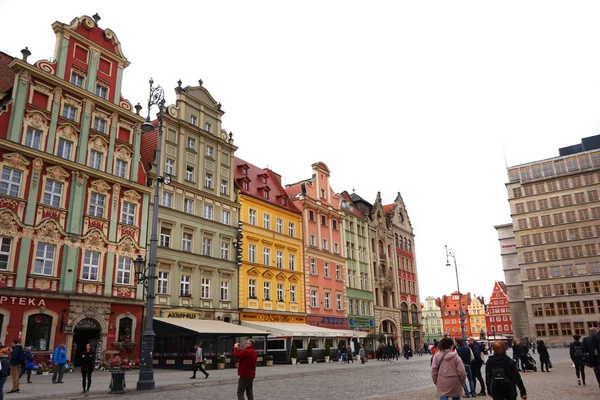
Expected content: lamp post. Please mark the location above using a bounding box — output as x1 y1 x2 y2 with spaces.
445 245 466 340
136 79 171 391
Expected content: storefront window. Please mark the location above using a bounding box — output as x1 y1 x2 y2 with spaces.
292 339 304 350
402 331 411 346
401 303 409 324
26 314 52 351
118 317 132 342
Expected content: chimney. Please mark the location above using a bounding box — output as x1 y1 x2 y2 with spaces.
21 47 31 62
92 13 101 25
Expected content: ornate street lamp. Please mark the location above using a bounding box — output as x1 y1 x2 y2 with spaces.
446 246 466 340
137 78 170 391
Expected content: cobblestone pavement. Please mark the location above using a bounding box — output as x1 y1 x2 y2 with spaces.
10 348 600 400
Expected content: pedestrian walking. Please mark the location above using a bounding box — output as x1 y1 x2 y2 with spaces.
80 343 95 393
569 335 586 386
431 337 467 400
346 347 353 364
581 326 600 387
9 339 24 393
233 338 257 400
455 338 476 398
190 343 209 379
468 338 486 396
359 346 366 364
0 347 11 400
485 341 527 400
19 346 33 384
537 340 550 372
52 341 67 384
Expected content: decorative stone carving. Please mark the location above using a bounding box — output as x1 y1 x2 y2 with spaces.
84 100 95 115
83 284 97 294
2 153 30 169
90 47 101 58
57 124 79 140
111 112 119 126
112 183 121 194
18 71 31 84
46 166 70 181
37 61 56 75
32 158 43 171
35 279 51 290
74 171 89 187
82 230 107 253
33 83 53 95
24 112 48 129
116 147 132 162
90 136 108 152
63 96 81 107
34 220 62 244
90 179 111 194
0 212 19 236
123 189 140 202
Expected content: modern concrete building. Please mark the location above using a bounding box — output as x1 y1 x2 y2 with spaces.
422 296 443 343
140 80 240 324
502 135 600 344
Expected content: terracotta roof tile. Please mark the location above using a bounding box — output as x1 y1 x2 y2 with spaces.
383 204 394 214
140 128 158 173
0 52 15 97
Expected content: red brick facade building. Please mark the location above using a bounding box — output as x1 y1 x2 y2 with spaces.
486 281 513 338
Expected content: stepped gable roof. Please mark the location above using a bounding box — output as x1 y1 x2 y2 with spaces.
234 156 301 214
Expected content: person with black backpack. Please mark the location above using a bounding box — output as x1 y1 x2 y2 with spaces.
485 341 527 400
0 347 11 400
569 334 587 386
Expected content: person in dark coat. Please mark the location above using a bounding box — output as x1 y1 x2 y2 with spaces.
80 343 95 393
486 341 527 400
19 346 33 384
9 339 25 393
581 327 600 387
536 340 550 372
569 335 586 385
469 338 486 396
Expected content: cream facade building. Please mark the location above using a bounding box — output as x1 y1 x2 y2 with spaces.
468 296 487 337
422 296 443 343
502 135 600 344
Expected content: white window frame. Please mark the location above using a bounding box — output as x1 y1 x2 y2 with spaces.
263 214 271 230
221 242 230 260
116 257 132 285
57 138 73 160
62 105 77 121
220 280 229 301
25 127 42 149
324 262 330 278
190 115 198 126
157 271 169 294
204 204 213 219
71 72 84 87
159 226 171 247
336 293 342 310
276 250 283 268
248 279 256 298
249 244 256 263
34 243 55 275
206 145 214 157
95 84 107 99
184 198 194 214
311 290 318 308
288 254 296 271
288 222 295 237
222 210 230 225
82 250 100 281
276 218 283 233
187 137 196 150
43 179 63 208
311 258 317 275
263 247 270 266
180 275 191 296
201 277 211 298
277 283 284 302
336 265 341 280
115 159 127 179
0 237 12 270
249 209 257 225
0 167 22 197
324 292 331 309
93 117 106 133
263 281 271 300
182 232 193 252
221 180 228 195
121 202 136 225
186 166 194 181
289 285 296 303
162 192 173 208
89 150 103 170
202 237 212 256
204 173 212 188
165 158 174 175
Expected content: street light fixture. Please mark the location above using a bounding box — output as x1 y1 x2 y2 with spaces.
445 245 466 340
137 78 169 391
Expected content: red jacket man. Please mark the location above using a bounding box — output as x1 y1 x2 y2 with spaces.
233 339 258 400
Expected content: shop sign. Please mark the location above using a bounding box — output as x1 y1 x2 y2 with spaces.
319 317 346 325
240 312 305 323
0 296 46 306
348 318 374 328
64 325 73 335
161 308 203 319
402 325 412 330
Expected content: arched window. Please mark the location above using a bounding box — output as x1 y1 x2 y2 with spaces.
118 317 133 342
411 304 418 325
408 240 412 252
394 234 399 247
401 303 409 324
25 313 52 351
403 238 408 250
399 236 403 249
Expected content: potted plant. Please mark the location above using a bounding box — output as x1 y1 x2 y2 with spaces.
217 354 227 370
324 342 331 363
378 333 387 344
290 343 298 365
306 342 313 364
265 354 274 366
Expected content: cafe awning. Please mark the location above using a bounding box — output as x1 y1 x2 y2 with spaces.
154 317 270 336
241 321 367 338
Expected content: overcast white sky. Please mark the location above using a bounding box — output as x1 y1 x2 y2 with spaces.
3 0 600 304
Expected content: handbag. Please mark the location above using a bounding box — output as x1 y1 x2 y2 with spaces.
548 360 552 369
25 361 34 369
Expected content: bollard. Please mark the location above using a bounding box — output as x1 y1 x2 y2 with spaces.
109 370 126 394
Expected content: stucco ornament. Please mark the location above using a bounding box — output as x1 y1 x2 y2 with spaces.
83 230 107 252
57 124 78 140
32 158 44 171
35 220 62 244
75 171 89 187
0 212 18 235
3 153 30 169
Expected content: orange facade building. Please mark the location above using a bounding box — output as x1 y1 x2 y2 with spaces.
437 291 471 338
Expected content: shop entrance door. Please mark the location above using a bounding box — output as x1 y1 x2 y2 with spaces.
73 318 101 366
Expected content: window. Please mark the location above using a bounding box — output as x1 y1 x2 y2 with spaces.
186 166 194 181
580 281 591 293
526 268 537 280
121 202 136 225
184 198 193 214
263 247 270 266
276 218 283 233
216 241 228 260
117 317 132 343
82 250 100 281
583 300 595 314
538 267 549 278
322 239 328 250
93 117 106 133
204 173 212 188
159 226 171 247
248 244 256 263
204 204 213 219
311 258 317 275
218 180 227 195
0 237 11 270
263 214 271 230
187 137 196 150
336 264 341 280
541 215 551 227
0 167 22 198
62 105 77 121
277 283 284 302
324 292 331 309
34 243 55 275
289 285 296 302
222 210 230 225
157 271 169 294
180 275 191 296
541 285 551 296
288 222 295 237
206 145 214 157
276 250 283 268
190 115 197 126
570 301 582 315
25 127 42 149
248 279 257 298
201 278 210 298
165 159 174 175
567 282 577 294
544 303 555 316
532 303 543 317
586 244 598 256
550 196 560 208
311 290 318 308
202 237 212 256
204 122 212 132
116 257 131 285
263 281 271 300
521 235 531 246
220 280 229 301
95 84 107 99
337 293 343 310
249 209 257 225
25 314 52 351
115 159 127 179
43 179 63 208
309 210 315 221
89 150 103 169
553 213 564 225
57 138 73 160
528 286 539 297
332 220 338 230
589 190 599 201
574 322 585 335
535 324 546 337
554 283 565 295
182 233 193 252
324 262 330 278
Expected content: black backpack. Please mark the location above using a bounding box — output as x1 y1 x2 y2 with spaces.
0 358 10 378
491 362 511 390
572 343 587 362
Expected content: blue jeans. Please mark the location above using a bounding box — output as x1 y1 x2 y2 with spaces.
462 364 475 396
0 376 6 400
440 397 460 400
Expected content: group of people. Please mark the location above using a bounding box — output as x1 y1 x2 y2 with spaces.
0 339 97 398
569 326 600 388
375 343 414 361
431 338 527 400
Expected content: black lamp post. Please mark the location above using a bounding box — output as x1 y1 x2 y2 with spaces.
136 79 170 391
445 246 466 340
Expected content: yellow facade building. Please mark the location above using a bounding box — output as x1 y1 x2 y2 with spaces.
234 157 306 323
468 296 488 338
